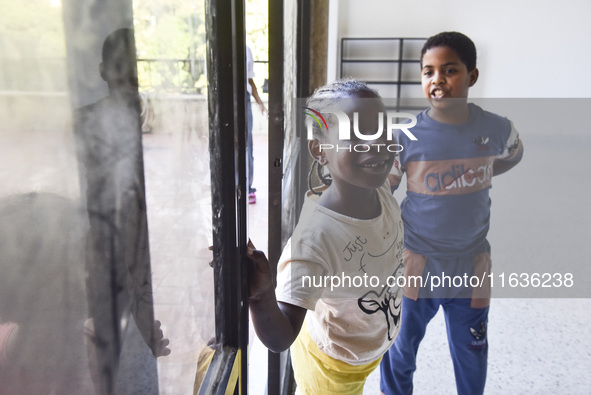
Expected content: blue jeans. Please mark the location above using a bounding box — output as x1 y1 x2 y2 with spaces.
380 249 491 395
246 95 254 192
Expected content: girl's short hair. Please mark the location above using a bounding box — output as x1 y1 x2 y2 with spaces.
305 79 380 141
305 79 381 194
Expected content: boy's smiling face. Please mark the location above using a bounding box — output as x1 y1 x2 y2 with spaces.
421 46 478 121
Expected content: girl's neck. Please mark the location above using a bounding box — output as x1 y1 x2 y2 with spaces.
317 185 381 220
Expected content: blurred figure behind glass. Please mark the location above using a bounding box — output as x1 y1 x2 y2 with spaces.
73 28 163 395
0 193 94 394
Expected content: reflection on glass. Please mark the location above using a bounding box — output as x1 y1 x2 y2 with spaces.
1 1 216 393
72 27 163 394
0 193 92 394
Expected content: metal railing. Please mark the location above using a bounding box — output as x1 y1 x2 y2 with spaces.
137 58 205 94
0 57 267 96
137 58 268 95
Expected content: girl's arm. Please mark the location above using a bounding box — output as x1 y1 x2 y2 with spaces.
247 246 307 353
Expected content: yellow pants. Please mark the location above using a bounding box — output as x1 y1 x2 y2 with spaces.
290 322 381 395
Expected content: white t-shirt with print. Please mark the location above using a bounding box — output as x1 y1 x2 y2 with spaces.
276 183 404 365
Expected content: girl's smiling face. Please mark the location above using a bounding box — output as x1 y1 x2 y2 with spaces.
312 94 395 194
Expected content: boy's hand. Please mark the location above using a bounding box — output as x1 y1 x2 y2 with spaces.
247 240 276 302
152 320 171 357
258 103 268 117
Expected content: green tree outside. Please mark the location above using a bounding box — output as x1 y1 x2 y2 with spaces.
133 0 268 95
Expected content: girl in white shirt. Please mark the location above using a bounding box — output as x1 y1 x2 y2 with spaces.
248 79 405 394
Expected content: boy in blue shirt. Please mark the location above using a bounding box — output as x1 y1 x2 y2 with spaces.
380 32 524 395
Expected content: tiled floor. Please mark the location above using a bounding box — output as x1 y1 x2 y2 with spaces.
144 126 269 394
143 129 216 394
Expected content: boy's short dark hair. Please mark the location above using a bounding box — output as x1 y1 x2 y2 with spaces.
102 28 135 64
421 31 477 71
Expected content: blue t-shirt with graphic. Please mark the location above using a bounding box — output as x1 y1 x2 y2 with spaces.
390 103 523 257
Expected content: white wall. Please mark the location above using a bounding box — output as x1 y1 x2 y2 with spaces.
329 0 590 98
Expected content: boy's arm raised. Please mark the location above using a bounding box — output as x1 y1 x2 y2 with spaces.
493 155 522 176
494 124 524 176
247 245 307 353
493 141 524 176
